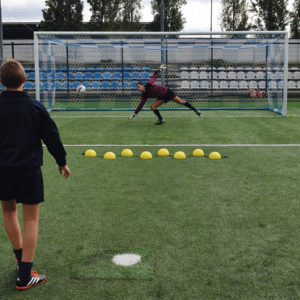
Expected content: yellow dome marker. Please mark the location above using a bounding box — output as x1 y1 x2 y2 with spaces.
104 152 116 160
173 151 186 159
140 151 152 159
157 148 169 156
84 149 97 157
209 152 222 160
192 149 205 157
121 149 133 157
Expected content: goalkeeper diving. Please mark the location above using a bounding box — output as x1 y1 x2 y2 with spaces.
128 64 201 125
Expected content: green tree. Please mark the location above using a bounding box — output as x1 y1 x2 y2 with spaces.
87 0 121 30
250 0 289 30
40 0 83 31
290 0 300 38
150 0 187 31
220 0 251 31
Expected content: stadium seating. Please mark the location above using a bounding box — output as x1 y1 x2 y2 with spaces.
191 81 200 89
132 72 140 80
102 72 112 80
101 81 110 89
24 81 33 90
112 72 121 80
91 81 101 89
94 72 102 80
111 81 119 89
84 72 93 80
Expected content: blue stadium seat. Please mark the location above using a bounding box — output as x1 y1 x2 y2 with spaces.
94 72 102 80
102 72 112 80
82 81 90 89
105 67 113 71
111 81 119 89
71 81 81 90
75 72 84 80
132 72 140 80
53 81 62 90
84 72 93 80
101 81 110 89
56 72 65 80
87 67 95 71
124 67 132 71
43 82 52 90
131 81 138 89
96 67 104 71
133 66 141 71
123 81 130 89
112 72 121 80
68 72 75 80
142 67 150 71
27 72 35 80
123 72 131 80
24 81 33 90
141 72 149 80
91 81 101 89
114 67 122 71
61 81 68 89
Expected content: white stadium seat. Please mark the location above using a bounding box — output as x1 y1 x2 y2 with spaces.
220 81 228 89
212 80 219 89
293 71 300 79
297 81 300 88
268 81 277 89
237 71 246 79
256 71 265 80
278 81 284 89
180 71 189 79
249 81 258 89
191 81 200 89
258 81 266 89
239 81 248 89
190 71 199 80
229 81 238 89
228 71 236 79
246 71 255 80
200 81 210 89
181 80 190 89
288 80 296 88
218 71 227 79
199 71 208 80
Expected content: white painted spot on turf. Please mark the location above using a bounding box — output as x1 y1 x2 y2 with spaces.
112 253 141 266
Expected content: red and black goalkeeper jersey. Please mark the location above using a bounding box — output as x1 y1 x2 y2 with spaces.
135 70 169 114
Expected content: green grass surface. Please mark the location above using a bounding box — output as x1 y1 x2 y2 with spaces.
1 102 300 299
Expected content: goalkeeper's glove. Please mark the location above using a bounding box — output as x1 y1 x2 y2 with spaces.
128 113 136 120
159 64 166 71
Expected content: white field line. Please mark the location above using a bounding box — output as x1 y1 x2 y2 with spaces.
61 144 300 147
51 115 292 118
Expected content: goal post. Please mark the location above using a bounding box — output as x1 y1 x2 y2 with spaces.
34 31 288 115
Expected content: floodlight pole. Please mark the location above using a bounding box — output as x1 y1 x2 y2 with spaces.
0 0 3 63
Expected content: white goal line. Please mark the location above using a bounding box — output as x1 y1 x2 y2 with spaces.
51 115 289 119
61 144 300 147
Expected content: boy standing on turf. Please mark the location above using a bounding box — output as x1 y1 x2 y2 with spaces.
0 58 71 290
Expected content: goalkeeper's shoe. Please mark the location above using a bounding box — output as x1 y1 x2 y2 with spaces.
195 110 201 116
16 271 47 290
155 119 165 125
15 259 40 276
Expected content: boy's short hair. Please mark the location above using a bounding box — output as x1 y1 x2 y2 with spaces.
0 58 25 88
136 82 143 87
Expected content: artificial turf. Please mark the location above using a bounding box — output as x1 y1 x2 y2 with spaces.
1 102 300 299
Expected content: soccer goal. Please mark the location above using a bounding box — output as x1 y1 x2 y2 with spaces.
34 31 288 115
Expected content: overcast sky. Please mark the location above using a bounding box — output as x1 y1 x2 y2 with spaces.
1 0 223 32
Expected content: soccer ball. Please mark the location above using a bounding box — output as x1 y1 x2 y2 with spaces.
76 84 86 93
